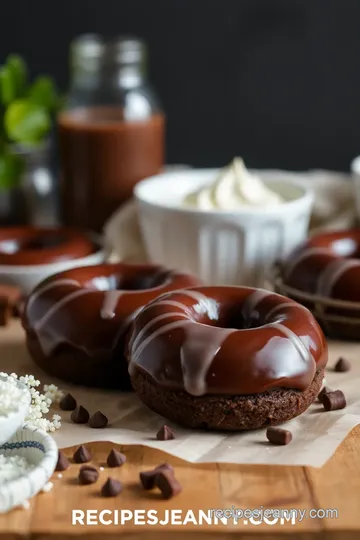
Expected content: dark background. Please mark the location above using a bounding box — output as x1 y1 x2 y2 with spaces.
1 0 360 171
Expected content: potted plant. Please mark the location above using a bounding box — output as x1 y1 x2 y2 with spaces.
0 54 61 224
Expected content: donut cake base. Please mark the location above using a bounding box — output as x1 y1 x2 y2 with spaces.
131 369 324 431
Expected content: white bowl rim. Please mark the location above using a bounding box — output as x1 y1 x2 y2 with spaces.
0 232 106 274
0 424 58 513
134 168 314 217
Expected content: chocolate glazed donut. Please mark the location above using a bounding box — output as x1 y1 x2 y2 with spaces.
275 229 360 339
127 287 328 430
22 263 201 389
0 227 97 265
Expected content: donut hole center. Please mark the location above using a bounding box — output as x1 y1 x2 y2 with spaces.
0 234 66 254
196 300 264 330
90 269 171 291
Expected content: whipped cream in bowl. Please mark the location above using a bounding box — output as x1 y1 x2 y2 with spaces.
134 159 313 286
184 158 284 210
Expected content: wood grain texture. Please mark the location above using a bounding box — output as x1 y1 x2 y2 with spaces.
1 424 359 539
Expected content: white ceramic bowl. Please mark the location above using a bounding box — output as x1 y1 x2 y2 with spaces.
134 169 314 286
0 375 31 446
350 156 360 221
0 424 58 513
0 233 106 295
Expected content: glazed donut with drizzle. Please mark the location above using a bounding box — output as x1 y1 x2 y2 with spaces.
127 286 327 430
22 263 200 389
0 227 97 266
275 229 360 339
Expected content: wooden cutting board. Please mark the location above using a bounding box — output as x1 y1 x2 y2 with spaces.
1 427 360 539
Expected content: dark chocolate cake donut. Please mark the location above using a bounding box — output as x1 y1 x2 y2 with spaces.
0 227 97 265
127 287 328 430
274 229 360 339
22 263 201 389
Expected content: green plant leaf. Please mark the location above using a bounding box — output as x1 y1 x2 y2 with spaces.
0 149 24 189
4 99 50 144
28 75 58 111
6 54 27 98
0 65 16 105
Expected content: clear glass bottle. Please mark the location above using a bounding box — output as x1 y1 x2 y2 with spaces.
58 35 165 232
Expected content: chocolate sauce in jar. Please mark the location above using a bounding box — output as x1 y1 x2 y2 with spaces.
58 35 165 232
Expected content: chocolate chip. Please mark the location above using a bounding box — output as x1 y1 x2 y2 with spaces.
78 465 99 485
334 357 351 373
88 411 108 429
155 469 182 499
55 451 70 471
106 449 126 468
318 386 332 402
70 405 89 424
266 427 293 445
139 463 174 490
59 393 77 411
101 478 122 497
322 390 347 411
73 445 92 463
156 425 175 441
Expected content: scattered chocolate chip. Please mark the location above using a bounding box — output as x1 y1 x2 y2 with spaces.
318 386 331 402
156 425 175 441
155 469 182 499
322 390 347 411
73 445 92 464
59 393 77 411
78 465 99 485
70 405 89 424
88 411 108 429
55 451 70 471
334 357 351 373
139 463 174 490
101 477 122 497
106 449 126 468
266 427 293 446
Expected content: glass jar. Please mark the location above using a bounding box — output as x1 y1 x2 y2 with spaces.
58 35 165 232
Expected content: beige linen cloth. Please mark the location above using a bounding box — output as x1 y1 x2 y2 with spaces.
104 169 357 263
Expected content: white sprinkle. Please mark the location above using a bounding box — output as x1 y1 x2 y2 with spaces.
0 455 35 484
0 376 28 416
42 481 53 493
100 467 104 471
21 500 30 510
0 372 62 432
57 473 63 478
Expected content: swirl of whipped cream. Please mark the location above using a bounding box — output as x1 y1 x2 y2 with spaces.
184 158 284 210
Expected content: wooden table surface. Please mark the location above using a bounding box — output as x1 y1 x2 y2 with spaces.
1 423 360 539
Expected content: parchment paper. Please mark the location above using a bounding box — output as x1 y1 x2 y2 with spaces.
1 320 359 468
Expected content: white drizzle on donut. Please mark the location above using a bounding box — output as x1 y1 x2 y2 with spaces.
282 247 330 279
35 288 95 330
180 325 237 396
267 322 311 363
100 290 124 319
316 258 360 297
241 288 273 320
265 301 307 322
26 278 80 314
